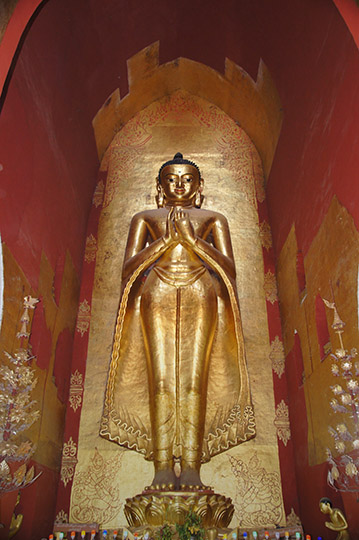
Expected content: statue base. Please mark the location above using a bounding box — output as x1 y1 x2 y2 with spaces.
124 489 234 528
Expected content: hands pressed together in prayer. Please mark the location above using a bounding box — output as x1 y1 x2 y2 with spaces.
163 207 196 247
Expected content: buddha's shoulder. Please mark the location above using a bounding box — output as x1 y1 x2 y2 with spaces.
198 208 229 223
130 208 166 222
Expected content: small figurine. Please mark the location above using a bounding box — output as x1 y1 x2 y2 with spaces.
81 531 86 539
319 497 350 540
275 533 280 539
252 533 258 539
91 531 96 540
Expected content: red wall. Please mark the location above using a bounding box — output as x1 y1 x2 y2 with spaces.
0 0 358 537
0 2 98 538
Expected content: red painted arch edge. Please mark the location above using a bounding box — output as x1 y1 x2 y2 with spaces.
0 0 44 96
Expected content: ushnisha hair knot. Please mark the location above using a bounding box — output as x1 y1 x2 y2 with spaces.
158 153 201 181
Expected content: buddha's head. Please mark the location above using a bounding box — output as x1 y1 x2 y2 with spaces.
156 153 203 208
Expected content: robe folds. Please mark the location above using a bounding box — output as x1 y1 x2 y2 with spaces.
100 239 255 462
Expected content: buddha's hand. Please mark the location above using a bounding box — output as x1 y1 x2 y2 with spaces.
174 208 196 246
163 206 178 246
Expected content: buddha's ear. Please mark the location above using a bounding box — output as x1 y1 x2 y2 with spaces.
195 179 205 208
155 177 164 207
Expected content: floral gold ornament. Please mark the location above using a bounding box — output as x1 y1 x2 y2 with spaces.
259 221 273 251
84 234 98 264
263 270 278 304
76 299 91 337
0 296 41 493
274 400 291 446
55 510 69 524
16 296 39 339
93 180 105 207
285 508 302 528
60 437 78 487
69 370 84 412
325 298 359 493
269 336 285 378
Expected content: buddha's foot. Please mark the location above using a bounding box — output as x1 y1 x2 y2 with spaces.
179 469 211 491
145 469 177 492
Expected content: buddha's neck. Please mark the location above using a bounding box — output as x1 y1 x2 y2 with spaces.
165 202 194 208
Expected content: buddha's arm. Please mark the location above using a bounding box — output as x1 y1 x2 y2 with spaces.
174 210 236 280
122 211 176 281
196 215 236 280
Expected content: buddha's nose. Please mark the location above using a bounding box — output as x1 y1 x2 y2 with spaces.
177 177 184 187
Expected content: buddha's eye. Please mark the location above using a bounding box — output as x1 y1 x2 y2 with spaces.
168 178 175 182
185 177 192 182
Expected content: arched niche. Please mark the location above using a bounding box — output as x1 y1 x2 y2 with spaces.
92 42 283 179
69 87 285 529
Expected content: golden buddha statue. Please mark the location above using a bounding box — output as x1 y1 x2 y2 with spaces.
319 498 350 540
100 153 255 492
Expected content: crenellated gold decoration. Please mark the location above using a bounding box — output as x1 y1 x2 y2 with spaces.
124 491 234 528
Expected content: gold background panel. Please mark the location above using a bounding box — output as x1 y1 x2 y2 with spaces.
70 90 284 528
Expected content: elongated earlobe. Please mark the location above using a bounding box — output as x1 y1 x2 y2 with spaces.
194 179 204 208
155 178 164 208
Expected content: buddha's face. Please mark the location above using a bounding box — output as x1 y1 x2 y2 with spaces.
160 164 201 206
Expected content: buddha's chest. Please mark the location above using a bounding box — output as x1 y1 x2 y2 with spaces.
146 211 213 240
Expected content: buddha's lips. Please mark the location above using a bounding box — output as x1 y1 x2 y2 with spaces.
175 188 185 194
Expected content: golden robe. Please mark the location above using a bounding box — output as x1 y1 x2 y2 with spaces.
100 238 255 462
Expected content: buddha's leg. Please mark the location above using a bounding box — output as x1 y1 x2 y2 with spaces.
179 272 217 488
140 272 177 489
